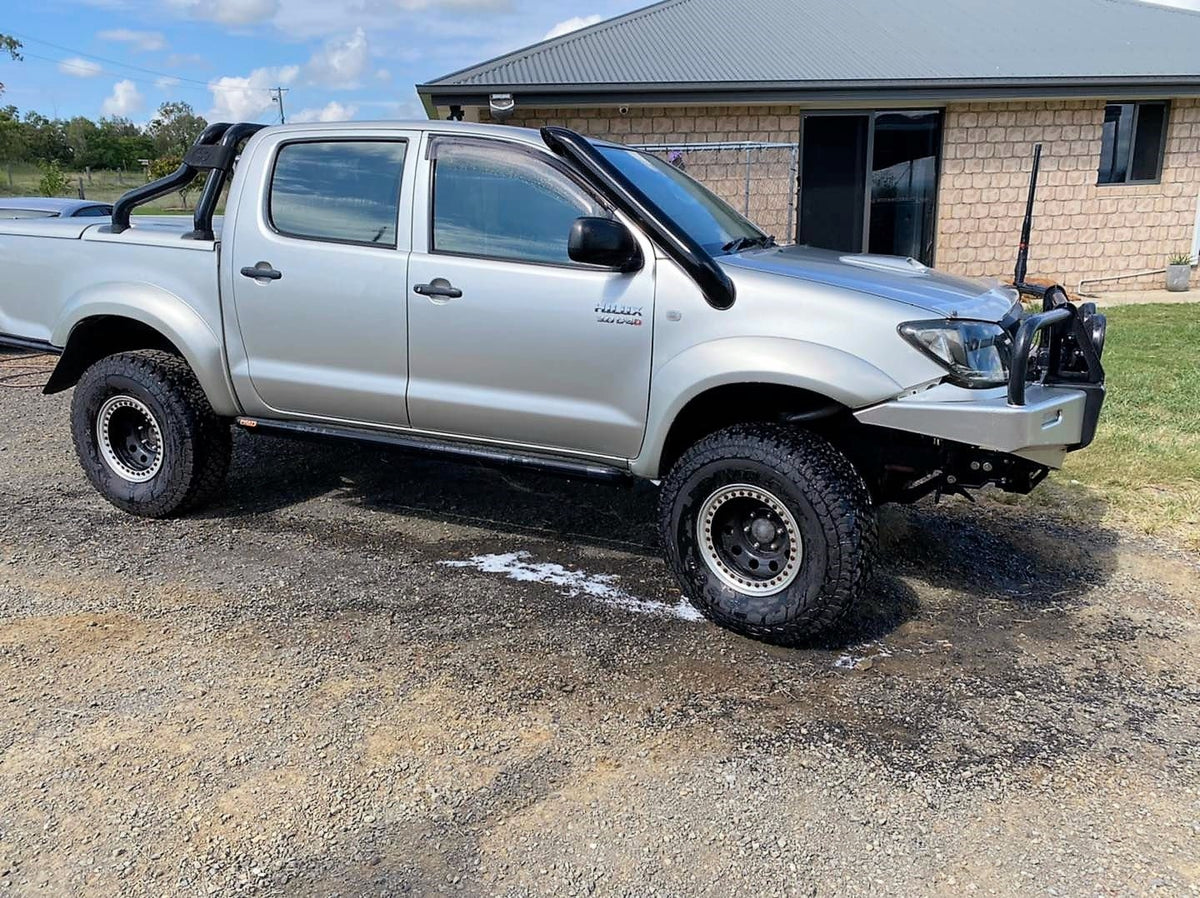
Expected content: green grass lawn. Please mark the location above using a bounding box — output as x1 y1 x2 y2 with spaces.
1015 303 1200 550
2 163 192 215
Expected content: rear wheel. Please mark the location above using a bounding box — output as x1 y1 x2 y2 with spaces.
71 350 231 518
659 424 876 645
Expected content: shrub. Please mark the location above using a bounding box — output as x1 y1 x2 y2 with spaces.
37 159 71 197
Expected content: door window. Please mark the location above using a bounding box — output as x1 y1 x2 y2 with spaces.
269 139 407 247
430 140 605 265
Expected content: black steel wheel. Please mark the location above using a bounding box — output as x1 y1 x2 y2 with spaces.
71 350 231 518
659 424 876 645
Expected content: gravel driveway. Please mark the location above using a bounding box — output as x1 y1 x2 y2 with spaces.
1 349 1198 897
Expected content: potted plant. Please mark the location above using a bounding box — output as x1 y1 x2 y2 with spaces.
1166 253 1193 292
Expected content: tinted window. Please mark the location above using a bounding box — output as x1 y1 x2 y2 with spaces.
0 209 58 219
597 145 765 255
74 205 112 217
270 140 407 246
1098 101 1168 185
432 141 604 265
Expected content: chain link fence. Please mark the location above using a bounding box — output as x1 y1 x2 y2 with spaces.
630 141 800 243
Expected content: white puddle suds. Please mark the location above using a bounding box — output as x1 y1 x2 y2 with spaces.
833 641 893 670
440 552 704 623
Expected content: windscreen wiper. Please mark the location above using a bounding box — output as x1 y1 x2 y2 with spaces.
721 235 777 254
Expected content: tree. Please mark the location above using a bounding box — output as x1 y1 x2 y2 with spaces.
0 105 23 186
88 117 153 169
0 34 21 98
21 111 70 165
65 116 100 167
147 101 207 158
149 155 204 210
37 159 71 197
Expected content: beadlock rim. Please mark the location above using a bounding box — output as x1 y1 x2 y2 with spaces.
696 483 803 596
96 395 164 483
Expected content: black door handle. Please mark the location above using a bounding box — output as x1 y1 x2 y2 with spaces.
413 278 462 299
240 264 282 281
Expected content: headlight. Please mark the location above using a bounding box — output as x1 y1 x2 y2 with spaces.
899 319 1013 388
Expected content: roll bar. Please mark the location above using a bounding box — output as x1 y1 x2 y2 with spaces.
110 121 268 240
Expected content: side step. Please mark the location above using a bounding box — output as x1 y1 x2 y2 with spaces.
234 417 631 483
0 334 62 354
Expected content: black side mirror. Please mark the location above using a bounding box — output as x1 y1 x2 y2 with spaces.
568 217 642 272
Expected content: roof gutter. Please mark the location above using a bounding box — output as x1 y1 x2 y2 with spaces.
419 75 1200 109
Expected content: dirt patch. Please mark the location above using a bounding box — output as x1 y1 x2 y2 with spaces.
1 350 1198 896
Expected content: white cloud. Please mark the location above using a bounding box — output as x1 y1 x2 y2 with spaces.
97 28 167 51
155 75 181 90
356 96 428 120
290 100 358 123
207 65 298 121
374 68 392 82
168 0 278 25
101 79 144 116
303 27 370 89
58 57 104 78
543 14 603 40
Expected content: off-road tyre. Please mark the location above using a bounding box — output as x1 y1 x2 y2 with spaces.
71 350 231 518
659 423 876 645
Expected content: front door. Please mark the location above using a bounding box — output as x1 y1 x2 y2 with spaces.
406 136 655 460
799 111 943 265
229 131 417 426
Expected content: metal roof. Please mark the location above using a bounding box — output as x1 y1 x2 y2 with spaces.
420 0 1200 105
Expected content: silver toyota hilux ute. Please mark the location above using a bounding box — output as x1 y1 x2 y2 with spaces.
0 120 1107 646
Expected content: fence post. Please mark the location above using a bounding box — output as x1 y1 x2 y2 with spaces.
743 147 751 217
786 144 799 244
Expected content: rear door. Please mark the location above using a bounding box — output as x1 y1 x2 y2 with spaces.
228 129 417 426
405 135 656 460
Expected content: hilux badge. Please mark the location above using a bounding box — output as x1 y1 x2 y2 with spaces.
595 302 644 327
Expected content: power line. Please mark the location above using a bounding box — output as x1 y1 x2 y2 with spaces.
17 51 210 95
6 30 278 93
14 50 284 101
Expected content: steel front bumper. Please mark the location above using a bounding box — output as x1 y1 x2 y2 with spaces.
856 293 1107 470
854 382 1102 469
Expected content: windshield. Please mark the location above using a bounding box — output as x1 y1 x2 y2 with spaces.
596 145 769 255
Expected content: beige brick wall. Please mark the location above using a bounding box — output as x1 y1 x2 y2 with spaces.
482 100 1200 290
937 99 1200 291
482 105 801 238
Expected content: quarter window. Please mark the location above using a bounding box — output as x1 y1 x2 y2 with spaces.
1098 101 1169 185
431 140 606 265
270 140 407 246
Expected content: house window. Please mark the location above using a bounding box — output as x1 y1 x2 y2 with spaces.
1097 101 1169 185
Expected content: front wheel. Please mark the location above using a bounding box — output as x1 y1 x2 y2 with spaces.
71 350 231 518
659 424 876 645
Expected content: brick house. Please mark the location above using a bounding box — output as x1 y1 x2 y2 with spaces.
417 0 1200 291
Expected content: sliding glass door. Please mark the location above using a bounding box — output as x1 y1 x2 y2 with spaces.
798 110 943 265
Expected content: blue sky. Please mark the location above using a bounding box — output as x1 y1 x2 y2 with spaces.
4 0 1200 125
0 0 645 123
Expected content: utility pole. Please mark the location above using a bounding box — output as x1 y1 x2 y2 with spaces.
271 87 289 124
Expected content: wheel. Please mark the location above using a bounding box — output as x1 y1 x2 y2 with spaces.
659 423 876 645
70 350 231 518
